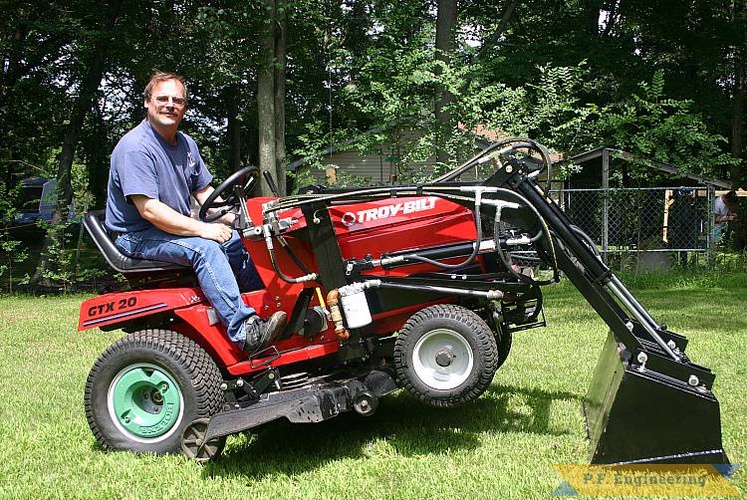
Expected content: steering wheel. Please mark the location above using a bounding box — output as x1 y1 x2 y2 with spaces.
198 166 260 222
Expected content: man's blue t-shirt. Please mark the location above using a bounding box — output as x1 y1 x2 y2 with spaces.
105 120 213 233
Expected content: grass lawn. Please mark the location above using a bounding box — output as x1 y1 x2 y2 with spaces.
0 272 744 499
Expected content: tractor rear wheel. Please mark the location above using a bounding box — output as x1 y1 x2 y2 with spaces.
84 329 225 457
394 304 499 408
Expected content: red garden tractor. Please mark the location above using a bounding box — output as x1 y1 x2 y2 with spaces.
80 138 729 464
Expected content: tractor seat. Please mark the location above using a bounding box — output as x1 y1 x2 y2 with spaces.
83 210 190 274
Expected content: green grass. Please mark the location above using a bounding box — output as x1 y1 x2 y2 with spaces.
0 273 744 499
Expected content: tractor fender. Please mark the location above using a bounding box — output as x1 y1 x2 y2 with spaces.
79 288 292 372
78 288 207 331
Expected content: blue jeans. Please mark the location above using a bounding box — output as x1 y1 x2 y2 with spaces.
115 227 264 346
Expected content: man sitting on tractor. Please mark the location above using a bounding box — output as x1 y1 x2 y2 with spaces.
104 71 286 354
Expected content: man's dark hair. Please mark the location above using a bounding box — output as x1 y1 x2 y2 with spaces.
143 71 188 102
725 190 738 202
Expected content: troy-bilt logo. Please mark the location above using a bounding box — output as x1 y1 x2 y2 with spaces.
340 197 437 226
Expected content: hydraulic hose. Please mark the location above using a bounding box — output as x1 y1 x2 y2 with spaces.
262 224 317 284
432 137 552 183
485 186 559 283
393 192 484 270
277 235 315 275
570 224 602 258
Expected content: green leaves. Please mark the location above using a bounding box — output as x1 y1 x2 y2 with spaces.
596 70 738 179
0 184 28 293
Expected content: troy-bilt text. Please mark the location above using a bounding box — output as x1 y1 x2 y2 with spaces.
342 197 437 226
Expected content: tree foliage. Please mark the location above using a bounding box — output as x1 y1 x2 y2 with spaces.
2 0 744 193
596 70 737 178
2 0 747 282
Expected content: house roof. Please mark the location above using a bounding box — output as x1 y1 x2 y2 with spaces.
569 147 731 188
286 119 412 172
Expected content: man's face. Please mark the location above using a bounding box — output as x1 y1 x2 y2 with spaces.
722 193 737 208
145 79 187 130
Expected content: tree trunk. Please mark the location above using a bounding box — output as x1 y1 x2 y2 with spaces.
730 0 745 188
257 0 287 196
2 27 22 185
56 0 124 209
732 51 744 186
32 0 123 286
583 0 604 36
86 104 110 210
258 0 277 197
477 0 517 55
227 83 242 174
435 0 457 165
274 1 287 196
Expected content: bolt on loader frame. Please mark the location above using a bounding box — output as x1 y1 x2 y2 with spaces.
80 138 729 465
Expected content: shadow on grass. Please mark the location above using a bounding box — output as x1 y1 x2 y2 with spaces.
204 383 581 479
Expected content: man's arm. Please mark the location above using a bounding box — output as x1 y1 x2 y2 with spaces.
131 194 232 243
715 210 737 223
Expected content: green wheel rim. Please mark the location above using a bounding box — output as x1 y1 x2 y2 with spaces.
108 363 183 441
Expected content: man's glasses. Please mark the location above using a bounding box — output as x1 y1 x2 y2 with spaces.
154 95 187 106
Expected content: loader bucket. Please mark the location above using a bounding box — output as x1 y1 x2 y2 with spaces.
584 331 729 465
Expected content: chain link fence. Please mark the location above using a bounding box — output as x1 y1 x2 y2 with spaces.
550 186 715 270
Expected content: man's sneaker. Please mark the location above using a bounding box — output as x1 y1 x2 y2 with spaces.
243 311 287 354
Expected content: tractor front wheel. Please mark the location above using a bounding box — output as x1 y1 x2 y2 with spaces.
394 304 499 408
84 329 225 456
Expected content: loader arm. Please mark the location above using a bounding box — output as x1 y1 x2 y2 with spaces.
476 141 729 465
491 159 693 365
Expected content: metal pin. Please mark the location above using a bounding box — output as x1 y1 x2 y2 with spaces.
636 352 648 372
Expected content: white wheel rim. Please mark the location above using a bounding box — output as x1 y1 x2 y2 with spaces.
412 328 474 390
